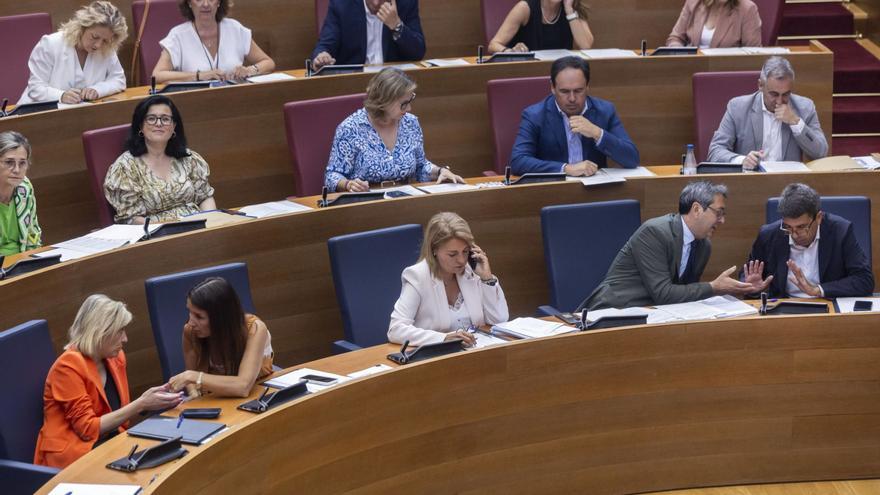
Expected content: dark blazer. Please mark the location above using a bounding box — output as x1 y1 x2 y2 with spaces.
311 0 426 65
510 95 640 174
578 214 714 311
745 213 874 298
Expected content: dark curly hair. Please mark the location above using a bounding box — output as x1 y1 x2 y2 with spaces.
126 95 191 159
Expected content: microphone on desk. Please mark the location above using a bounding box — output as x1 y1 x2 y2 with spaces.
319 186 329 207
477 45 484 64
0 98 7 117
641 39 647 57
143 216 151 240
578 309 588 331
150 76 157 95
504 166 511 185
306 59 313 78
760 292 768 315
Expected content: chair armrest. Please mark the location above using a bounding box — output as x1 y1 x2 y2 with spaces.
332 340 362 354
537 305 561 317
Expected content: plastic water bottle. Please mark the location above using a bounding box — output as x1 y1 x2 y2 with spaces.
683 144 697 175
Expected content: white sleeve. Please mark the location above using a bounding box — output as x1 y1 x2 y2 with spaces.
235 21 252 61
89 53 126 97
387 275 447 347
159 31 182 70
479 280 509 325
22 35 65 104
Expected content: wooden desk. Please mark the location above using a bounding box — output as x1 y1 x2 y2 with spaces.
3 170 879 397
36 311 880 493
0 45 832 243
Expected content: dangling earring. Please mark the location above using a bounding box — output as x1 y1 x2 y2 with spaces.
138 131 144 137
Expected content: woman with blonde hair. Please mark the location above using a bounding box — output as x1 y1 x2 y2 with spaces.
666 0 762 48
488 0 594 54
19 1 128 105
34 295 183 468
388 212 509 347
324 68 463 193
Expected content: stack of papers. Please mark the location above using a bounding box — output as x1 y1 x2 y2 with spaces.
364 63 420 72
760 161 810 173
580 48 639 59
534 49 581 61
569 166 655 186
346 364 393 378
246 72 295 84
700 47 790 56
854 155 880 170
417 183 479 194
651 295 758 322
424 58 470 67
263 367 352 393
835 297 880 313
48 484 142 495
238 200 312 218
37 224 161 261
470 331 509 349
491 317 576 339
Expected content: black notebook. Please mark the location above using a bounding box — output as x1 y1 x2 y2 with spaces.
127 416 226 445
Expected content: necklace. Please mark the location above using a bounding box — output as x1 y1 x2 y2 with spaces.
193 22 219 70
541 3 562 24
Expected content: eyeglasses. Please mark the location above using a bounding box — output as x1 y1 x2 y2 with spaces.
400 92 416 110
706 205 726 219
145 114 174 126
780 217 816 235
1 159 29 171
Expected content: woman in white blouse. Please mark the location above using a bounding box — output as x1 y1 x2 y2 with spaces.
152 0 275 83
19 1 128 105
388 212 509 347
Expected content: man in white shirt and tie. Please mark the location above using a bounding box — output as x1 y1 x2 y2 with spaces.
707 56 828 169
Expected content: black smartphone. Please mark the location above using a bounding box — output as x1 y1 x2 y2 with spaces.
468 252 479 270
853 300 873 312
180 408 221 419
300 374 338 385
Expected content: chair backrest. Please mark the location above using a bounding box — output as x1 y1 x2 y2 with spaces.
315 0 330 38
328 224 423 348
692 71 759 162
480 0 519 46
82 124 129 227
541 200 641 312
283 93 365 197
487 76 550 174
144 263 255 381
0 320 56 462
132 0 186 86
753 0 784 46
0 459 59 495
0 13 52 103
766 195 872 265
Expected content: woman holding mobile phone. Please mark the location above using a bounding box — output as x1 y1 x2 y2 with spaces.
388 212 509 347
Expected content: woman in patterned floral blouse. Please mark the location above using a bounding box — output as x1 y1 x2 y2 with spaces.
324 68 464 192
104 95 216 224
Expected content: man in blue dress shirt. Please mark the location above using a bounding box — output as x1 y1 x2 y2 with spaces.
311 0 426 70
510 56 640 176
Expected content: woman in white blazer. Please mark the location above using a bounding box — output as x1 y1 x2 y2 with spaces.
389 212 509 347
19 1 128 105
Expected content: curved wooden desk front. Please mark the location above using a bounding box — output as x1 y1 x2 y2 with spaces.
0 45 832 243
38 311 880 494
3 171 880 395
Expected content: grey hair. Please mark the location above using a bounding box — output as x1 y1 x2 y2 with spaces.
0 131 32 161
778 183 820 219
678 181 728 214
759 56 795 84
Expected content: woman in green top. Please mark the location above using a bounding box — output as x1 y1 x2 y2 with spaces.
0 131 42 255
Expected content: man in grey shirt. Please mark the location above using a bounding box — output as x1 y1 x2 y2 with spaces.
707 56 828 170
579 181 773 310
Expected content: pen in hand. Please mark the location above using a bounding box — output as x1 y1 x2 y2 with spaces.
176 414 184 429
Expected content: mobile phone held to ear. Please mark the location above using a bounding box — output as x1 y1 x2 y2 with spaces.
468 252 479 270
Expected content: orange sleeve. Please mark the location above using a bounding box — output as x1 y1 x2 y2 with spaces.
46 357 102 443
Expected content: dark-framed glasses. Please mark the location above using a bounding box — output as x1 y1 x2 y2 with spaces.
780 217 816 235
706 205 726 219
400 92 416 110
145 114 173 126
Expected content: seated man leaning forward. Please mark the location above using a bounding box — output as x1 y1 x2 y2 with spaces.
510 56 640 176
744 183 874 298
707 56 828 170
578 180 772 311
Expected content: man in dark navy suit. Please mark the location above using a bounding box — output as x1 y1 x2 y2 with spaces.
510 56 639 176
744 183 874 298
311 0 426 70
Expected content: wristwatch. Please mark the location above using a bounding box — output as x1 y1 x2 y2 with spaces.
566 12 579 21
392 22 404 41
481 276 498 286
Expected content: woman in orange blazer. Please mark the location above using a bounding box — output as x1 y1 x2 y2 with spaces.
666 0 763 48
34 295 183 468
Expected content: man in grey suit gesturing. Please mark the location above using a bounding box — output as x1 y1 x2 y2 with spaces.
707 56 828 170
579 181 774 311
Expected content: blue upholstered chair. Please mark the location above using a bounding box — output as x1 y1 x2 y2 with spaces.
540 200 641 313
0 320 61 494
766 196 872 266
328 224 423 353
145 263 256 381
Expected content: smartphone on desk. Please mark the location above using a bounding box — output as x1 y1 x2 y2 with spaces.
181 408 221 419
853 300 873 312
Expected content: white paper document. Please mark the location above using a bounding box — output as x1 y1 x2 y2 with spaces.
854 155 880 170
347 364 393 379
263 367 352 392
700 47 752 56
470 331 510 349
602 166 656 178
742 47 790 55
652 295 757 322
47 224 161 261
760 161 809 173
238 200 312 218
425 58 470 67
568 169 626 186
417 183 479 194
364 63 420 72
48 483 142 495
580 48 639 59
247 72 295 83
835 297 880 313
491 317 575 339
534 49 581 61
379 185 427 198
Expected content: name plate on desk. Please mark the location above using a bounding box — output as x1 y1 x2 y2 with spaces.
696 162 745 174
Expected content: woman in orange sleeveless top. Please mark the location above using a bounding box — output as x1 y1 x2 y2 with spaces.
168 277 274 398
